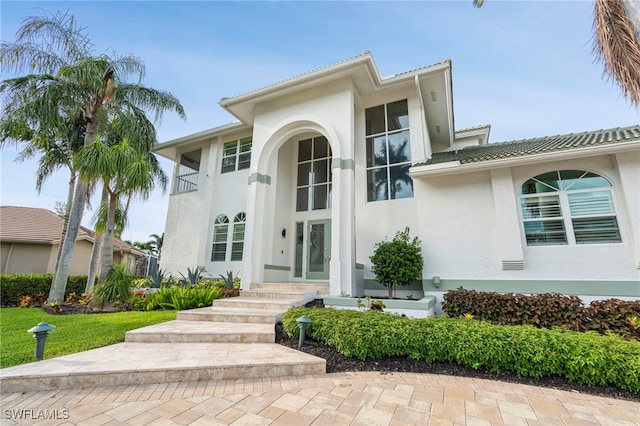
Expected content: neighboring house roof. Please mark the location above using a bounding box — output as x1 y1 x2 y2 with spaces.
415 125 640 166
0 206 144 256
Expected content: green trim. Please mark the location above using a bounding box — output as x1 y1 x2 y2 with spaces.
323 296 436 310
356 263 364 270
365 279 423 291
264 264 290 271
422 279 640 297
331 158 355 171
248 173 271 185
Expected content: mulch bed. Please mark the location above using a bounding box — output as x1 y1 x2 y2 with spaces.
275 300 640 402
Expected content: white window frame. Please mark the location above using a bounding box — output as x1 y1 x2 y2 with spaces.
221 137 252 174
231 212 246 261
211 214 229 261
365 99 413 202
519 170 622 246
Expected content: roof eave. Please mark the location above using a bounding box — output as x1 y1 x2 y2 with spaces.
410 140 640 178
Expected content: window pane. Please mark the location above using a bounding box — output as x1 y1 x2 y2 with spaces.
239 138 252 153
573 217 621 244
365 105 385 135
366 136 387 167
313 184 328 210
387 99 409 131
568 191 615 216
213 225 228 242
313 136 328 158
533 171 561 191
294 222 304 277
520 178 558 194
223 142 237 156
367 168 388 201
558 170 587 190
520 195 562 219
298 139 312 162
211 244 226 261
238 153 251 170
567 173 611 191
313 159 328 184
231 242 244 261
297 162 310 186
388 130 411 164
389 164 413 199
232 224 245 241
296 187 309 211
524 221 567 245
221 157 236 173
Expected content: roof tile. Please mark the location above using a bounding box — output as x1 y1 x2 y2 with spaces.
416 125 640 166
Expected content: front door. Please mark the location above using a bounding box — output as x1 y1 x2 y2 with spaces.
306 219 331 280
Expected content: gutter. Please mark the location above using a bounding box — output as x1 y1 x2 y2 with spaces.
410 140 640 178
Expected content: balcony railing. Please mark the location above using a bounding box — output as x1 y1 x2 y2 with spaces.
174 172 198 193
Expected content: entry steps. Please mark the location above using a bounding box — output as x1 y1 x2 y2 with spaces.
0 282 329 393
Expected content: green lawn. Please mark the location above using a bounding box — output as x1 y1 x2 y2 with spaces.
0 308 176 368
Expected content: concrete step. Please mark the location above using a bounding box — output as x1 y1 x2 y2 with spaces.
212 298 293 311
251 282 330 294
125 320 274 343
177 306 282 324
0 342 326 393
240 289 311 300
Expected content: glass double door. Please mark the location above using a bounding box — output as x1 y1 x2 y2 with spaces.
295 219 331 280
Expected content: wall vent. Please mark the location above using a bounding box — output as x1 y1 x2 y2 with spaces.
502 260 524 270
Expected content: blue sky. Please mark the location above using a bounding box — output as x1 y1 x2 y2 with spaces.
1 0 638 244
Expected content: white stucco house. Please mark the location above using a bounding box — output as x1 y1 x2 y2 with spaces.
155 52 640 305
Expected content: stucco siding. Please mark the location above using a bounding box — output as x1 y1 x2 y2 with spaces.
1 243 51 274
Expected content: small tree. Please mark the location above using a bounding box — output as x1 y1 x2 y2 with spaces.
370 227 424 299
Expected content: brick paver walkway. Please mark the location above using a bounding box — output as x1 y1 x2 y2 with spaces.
1 372 638 425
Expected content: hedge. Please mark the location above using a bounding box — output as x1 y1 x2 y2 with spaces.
282 307 640 393
0 274 87 306
441 287 640 340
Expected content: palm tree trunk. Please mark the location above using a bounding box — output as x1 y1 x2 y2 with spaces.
98 191 118 282
49 119 98 304
49 178 88 303
54 171 76 271
85 185 108 292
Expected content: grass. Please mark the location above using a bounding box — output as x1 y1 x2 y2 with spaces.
0 308 176 369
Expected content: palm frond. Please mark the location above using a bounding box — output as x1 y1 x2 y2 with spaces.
593 0 640 106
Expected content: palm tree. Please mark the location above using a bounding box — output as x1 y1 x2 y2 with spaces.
474 0 640 107
0 11 185 303
593 0 640 106
76 137 167 283
148 233 164 257
1 97 86 271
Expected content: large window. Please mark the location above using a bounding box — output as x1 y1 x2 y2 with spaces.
211 215 229 261
519 170 621 245
231 212 246 261
365 99 413 201
221 137 252 173
296 136 332 211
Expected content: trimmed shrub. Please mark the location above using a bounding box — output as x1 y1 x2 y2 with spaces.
281 307 640 393
1 274 87 306
441 287 640 340
131 286 221 311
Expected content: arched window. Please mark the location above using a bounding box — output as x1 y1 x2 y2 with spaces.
211 214 229 261
518 170 621 245
231 212 246 261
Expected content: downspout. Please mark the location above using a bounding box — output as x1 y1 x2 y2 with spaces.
414 75 432 160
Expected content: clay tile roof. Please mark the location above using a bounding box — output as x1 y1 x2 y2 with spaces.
415 125 640 166
0 206 142 254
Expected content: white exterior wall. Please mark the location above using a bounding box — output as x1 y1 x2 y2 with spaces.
414 155 640 283
355 87 423 281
